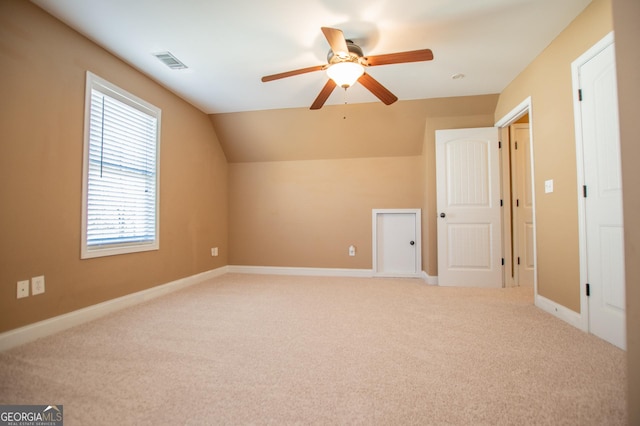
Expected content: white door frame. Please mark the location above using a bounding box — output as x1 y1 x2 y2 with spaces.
571 31 618 336
495 97 539 296
372 209 422 278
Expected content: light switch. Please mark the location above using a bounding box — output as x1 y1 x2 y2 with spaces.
545 179 554 194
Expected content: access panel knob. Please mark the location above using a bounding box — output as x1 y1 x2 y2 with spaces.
410 241 415 245
440 212 446 218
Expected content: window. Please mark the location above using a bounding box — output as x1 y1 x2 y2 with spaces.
81 72 161 259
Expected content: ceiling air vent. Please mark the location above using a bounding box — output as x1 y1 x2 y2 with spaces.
153 51 188 70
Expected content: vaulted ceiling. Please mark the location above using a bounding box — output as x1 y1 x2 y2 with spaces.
32 0 592 114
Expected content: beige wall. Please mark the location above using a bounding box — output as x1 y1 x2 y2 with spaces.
0 1 228 333
612 0 640 421
494 0 613 312
211 96 499 164
229 157 422 268
219 96 497 271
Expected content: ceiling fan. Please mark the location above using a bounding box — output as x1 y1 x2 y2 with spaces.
261 27 434 110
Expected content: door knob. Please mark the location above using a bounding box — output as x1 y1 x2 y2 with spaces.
410 241 415 245
440 212 446 218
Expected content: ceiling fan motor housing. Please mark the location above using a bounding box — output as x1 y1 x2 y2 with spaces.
327 40 364 65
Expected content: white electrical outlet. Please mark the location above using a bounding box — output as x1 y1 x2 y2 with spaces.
17 280 30 299
211 247 218 256
32 275 45 296
544 179 554 194
348 245 356 256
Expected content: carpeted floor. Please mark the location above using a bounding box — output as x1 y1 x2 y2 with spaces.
0 274 627 425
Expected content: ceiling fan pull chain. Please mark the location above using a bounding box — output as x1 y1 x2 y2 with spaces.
343 87 349 119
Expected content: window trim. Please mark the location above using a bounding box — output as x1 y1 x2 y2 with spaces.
81 71 161 259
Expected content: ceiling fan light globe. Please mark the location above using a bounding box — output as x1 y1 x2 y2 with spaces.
326 62 364 88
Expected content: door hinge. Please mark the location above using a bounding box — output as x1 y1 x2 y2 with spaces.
517 257 521 265
578 89 583 101
516 199 520 207
586 283 590 296
500 199 503 207
515 141 518 150
499 141 502 149
501 258 505 266
583 185 588 198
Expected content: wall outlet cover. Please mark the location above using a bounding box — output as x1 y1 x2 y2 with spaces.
17 280 30 299
32 275 45 295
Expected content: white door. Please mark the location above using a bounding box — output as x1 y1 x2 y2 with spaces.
511 123 534 286
436 128 502 287
373 209 421 277
575 36 626 349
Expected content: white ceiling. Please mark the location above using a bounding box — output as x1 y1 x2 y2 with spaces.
32 0 592 114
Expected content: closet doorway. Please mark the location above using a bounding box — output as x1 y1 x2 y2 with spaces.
496 98 537 290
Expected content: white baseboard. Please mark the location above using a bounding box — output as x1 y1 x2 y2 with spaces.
373 272 425 280
420 271 439 285
228 265 374 278
0 266 229 352
535 293 587 332
228 265 437 284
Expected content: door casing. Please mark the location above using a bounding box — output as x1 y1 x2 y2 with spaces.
495 97 538 294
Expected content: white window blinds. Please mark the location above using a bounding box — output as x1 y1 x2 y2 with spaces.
82 72 161 258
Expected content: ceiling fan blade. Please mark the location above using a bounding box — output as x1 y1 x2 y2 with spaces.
364 49 434 67
321 27 349 57
261 65 325 82
310 79 337 110
358 73 398 105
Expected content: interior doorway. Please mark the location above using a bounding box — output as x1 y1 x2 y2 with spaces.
435 128 502 288
496 98 538 291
